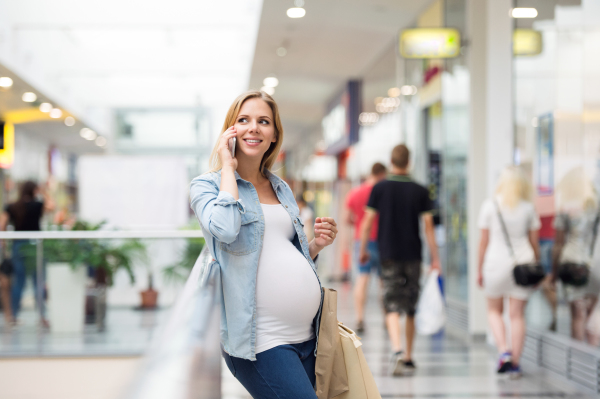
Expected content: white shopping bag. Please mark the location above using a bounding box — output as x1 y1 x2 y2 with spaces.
416 270 446 335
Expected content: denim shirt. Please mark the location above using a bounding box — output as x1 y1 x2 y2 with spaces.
189 169 323 361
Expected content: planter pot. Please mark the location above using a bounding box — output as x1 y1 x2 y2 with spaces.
140 289 158 309
47 263 86 333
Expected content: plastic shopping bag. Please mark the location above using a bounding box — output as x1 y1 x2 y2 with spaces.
416 270 446 335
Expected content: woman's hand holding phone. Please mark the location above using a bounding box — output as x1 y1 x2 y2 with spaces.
219 127 238 171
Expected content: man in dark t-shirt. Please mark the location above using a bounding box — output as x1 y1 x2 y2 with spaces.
359 144 440 377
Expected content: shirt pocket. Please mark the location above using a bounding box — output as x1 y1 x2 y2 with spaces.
219 211 259 256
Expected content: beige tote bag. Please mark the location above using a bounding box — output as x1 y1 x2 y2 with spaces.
315 288 381 399
315 288 349 399
336 323 382 399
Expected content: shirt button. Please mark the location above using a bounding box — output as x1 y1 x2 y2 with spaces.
294 220 297 224
285 205 288 208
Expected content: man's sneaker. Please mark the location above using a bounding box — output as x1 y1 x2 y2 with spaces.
356 320 365 334
390 351 405 376
403 359 416 375
508 364 523 379
497 352 513 374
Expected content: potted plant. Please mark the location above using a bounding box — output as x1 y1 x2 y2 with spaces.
24 221 147 333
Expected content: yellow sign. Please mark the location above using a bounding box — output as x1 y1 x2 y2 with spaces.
0 122 14 169
513 29 542 56
400 28 460 59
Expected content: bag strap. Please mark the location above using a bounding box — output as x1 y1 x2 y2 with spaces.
590 209 600 257
494 200 516 262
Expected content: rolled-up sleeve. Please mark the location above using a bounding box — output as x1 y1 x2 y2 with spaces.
190 176 246 244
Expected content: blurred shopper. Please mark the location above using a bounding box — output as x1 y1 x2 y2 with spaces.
0 181 54 325
359 145 440 376
297 195 315 240
538 215 557 331
477 166 540 379
345 162 387 333
190 90 337 399
552 168 600 345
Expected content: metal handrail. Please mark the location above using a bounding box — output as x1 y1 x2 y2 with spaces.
0 230 204 239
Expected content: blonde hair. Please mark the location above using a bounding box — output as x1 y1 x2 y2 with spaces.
495 166 532 209
208 90 284 176
556 166 597 212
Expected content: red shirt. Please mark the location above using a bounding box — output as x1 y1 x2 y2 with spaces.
346 182 378 241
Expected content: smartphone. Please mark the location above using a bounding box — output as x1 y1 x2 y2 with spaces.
229 137 236 158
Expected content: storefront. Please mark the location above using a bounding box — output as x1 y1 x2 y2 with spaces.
513 0 600 350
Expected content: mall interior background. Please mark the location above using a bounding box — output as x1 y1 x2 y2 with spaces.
1 0 600 397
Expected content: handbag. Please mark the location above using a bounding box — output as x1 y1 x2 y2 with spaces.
315 288 381 399
557 212 598 287
495 201 545 287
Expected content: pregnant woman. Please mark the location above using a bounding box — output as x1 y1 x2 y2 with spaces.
190 90 338 398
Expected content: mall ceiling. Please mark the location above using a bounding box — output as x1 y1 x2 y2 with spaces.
248 0 434 153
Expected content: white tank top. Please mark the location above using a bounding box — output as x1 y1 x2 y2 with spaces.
255 204 321 354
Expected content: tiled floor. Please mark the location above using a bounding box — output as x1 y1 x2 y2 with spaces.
223 281 593 399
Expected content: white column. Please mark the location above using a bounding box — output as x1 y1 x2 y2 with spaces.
466 0 514 337
486 0 514 192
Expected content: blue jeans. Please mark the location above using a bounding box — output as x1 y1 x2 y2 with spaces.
354 240 381 275
222 338 317 399
11 240 42 317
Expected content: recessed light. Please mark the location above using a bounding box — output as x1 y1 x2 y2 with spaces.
388 87 401 97
49 108 62 118
287 7 306 18
263 77 279 88
95 136 107 147
22 92 37 102
261 86 275 95
39 103 53 113
0 77 13 88
511 8 537 18
80 128 97 141
276 47 287 57
65 116 75 126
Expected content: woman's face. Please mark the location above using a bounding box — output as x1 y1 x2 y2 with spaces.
233 98 277 160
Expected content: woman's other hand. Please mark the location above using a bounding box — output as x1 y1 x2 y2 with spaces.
219 126 238 170
314 217 337 248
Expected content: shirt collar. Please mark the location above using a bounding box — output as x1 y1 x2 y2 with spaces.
387 173 412 182
223 169 284 190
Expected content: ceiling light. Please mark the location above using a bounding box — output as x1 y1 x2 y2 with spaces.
0 77 13 88
64 116 75 126
80 128 97 141
22 92 37 102
49 108 62 118
263 77 279 87
532 117 538 127
511 8 538 18
287 7 306 18
39 103 53 113
388 87 401 97
261 86 275 95
276 47 287 57
400 85 418 95
95 136 107 147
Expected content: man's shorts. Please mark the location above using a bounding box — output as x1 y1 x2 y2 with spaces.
353 240 381 275
380 259 422 316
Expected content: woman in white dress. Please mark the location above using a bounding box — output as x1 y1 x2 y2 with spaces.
551 167 600 344
477 166 541 378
